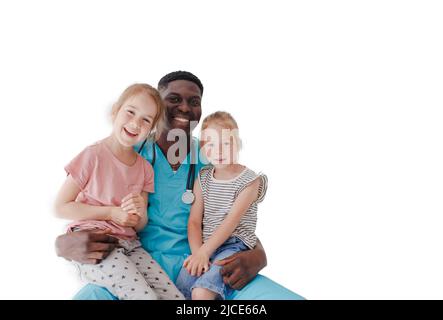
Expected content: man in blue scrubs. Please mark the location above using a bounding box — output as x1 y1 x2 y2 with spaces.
55 71 303 300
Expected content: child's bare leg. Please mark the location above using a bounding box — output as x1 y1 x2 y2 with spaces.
192 287 218 300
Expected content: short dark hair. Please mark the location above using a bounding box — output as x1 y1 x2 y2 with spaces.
158 71 204 95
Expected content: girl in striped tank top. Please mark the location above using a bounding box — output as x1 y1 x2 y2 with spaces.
176 111 268 300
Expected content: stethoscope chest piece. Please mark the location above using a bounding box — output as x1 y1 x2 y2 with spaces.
181 189 195 205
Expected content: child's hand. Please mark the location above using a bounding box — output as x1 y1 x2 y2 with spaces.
183 250 210 277
121 193 146 218
110 207 140 227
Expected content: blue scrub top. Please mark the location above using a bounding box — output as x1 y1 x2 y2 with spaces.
136 137 206 282
73 137 304 300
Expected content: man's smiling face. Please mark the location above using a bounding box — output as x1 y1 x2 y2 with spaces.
159 79 202 134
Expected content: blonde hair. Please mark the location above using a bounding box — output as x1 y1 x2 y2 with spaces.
201 111 242 149
111 83 165 141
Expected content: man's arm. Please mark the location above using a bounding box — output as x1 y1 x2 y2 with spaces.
215 237 267 290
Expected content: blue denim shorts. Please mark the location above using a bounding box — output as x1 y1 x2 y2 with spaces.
176 237 248 300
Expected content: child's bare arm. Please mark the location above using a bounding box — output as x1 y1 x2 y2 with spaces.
187 180 204 254
134 192 148 232
200 178 261 256
54 175 115 221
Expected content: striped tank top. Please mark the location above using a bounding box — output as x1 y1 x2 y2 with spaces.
199 165 268 249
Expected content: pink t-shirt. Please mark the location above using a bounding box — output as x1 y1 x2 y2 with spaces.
65 140 154 240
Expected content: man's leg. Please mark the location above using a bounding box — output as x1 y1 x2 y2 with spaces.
227 275 305 300
73 284 117 300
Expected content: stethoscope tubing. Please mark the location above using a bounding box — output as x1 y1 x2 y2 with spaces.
138 139 196 191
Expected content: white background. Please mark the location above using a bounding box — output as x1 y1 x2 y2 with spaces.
0 0 442 299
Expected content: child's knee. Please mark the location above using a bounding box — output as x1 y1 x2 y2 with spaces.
191 287 217 300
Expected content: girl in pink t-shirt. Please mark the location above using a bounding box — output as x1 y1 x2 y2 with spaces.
55 83 184 300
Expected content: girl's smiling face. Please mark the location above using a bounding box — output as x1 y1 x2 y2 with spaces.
201 123 240 168
112 93 158 147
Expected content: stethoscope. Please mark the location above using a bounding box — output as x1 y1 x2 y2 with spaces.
138 139 196 205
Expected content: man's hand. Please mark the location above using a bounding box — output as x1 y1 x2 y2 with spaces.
215 244 267 290
55 230 118 264
183 250 211 277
